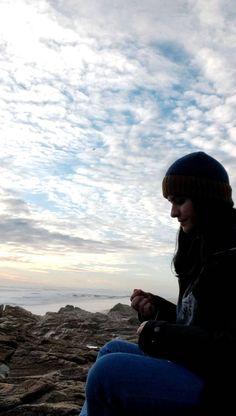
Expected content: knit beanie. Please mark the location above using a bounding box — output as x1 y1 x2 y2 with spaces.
162 151 233 205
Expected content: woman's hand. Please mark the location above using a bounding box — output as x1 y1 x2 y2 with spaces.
130 289 157 319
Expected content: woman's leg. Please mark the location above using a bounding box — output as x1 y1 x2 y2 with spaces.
79 339 144 416
80 339 204 416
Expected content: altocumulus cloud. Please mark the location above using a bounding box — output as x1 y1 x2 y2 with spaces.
0 0 236 295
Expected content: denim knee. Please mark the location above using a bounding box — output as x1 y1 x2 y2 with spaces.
99 338 142 358
99 339 121 355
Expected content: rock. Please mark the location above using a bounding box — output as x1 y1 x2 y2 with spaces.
0 303 139 415
0 363 10 380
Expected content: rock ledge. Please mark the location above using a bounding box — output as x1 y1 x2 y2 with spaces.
0 304 138 415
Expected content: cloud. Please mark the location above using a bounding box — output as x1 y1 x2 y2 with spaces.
0 0 236 294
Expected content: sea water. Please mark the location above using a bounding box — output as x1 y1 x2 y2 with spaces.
0 284 131 315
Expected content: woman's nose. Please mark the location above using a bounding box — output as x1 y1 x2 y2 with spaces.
170 204 179 218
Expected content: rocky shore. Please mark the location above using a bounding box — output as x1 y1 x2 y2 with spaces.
0 303 139 415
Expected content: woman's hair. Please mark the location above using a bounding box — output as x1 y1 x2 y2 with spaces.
172 198 236 278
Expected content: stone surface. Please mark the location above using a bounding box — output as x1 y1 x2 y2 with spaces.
0 303 139 415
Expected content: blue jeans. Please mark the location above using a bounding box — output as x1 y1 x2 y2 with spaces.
79 339 204 416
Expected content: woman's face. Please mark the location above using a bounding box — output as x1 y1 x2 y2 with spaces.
167 196 196 233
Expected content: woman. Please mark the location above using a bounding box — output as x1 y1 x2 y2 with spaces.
79 151 236 415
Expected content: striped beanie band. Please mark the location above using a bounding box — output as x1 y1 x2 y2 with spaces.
162 151 233 205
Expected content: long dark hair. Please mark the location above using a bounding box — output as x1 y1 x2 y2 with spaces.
173 198 236 278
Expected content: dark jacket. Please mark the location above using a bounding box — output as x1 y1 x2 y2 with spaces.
138 245 236 411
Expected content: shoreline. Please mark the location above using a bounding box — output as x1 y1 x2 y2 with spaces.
0 297 131 315
0 284 131 315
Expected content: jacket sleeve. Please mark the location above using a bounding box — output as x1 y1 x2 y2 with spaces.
138 320 212 375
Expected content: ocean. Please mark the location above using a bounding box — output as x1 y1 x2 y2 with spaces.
0 284 131 315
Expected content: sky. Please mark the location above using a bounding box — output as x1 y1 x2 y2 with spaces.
1 0 236 300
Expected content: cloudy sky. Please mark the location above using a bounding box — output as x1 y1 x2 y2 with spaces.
1 0 236 299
